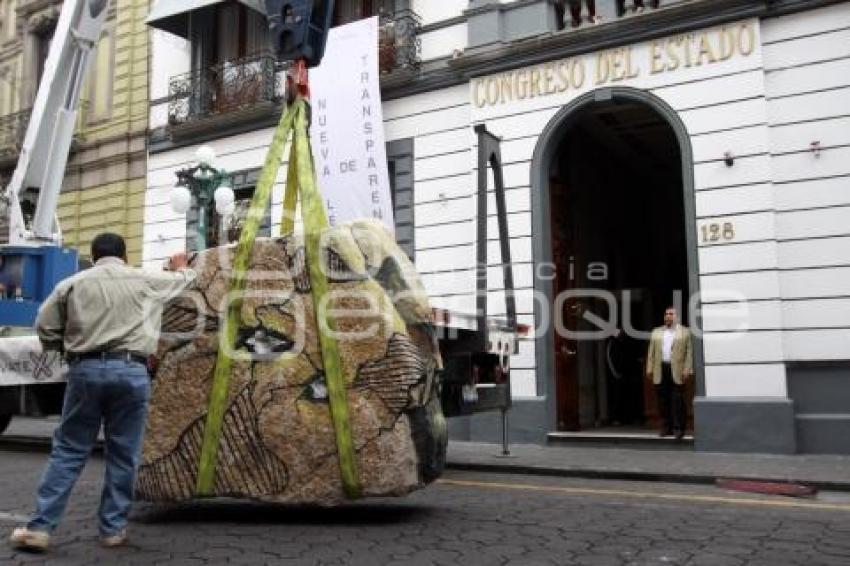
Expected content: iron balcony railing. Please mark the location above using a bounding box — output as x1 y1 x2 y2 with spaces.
168 53 281 126
0 109 31 161
379 9 422 74
166 11 421 126
555 0 667 30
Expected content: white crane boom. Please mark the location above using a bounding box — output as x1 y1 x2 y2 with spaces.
2 0 109 246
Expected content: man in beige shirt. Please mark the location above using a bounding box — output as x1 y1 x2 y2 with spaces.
645 306 693 439
10 233 196 552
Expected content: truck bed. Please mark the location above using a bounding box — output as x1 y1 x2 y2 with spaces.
0 334 65 386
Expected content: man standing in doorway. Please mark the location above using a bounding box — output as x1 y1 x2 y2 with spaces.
9 233 196 552
645 306 693 439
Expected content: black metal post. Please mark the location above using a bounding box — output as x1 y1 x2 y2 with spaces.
475 124 516 457
474 124 517 340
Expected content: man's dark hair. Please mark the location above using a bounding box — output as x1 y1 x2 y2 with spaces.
91 232 126 262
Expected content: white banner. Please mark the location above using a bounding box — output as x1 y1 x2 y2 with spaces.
310 17 394 231
0 336 65 386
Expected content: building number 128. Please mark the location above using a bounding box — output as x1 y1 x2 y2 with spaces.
700 222 735 243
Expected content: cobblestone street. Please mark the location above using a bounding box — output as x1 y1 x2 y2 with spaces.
2 448 850 565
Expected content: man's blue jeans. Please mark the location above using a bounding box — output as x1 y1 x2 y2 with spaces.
27 358 150 536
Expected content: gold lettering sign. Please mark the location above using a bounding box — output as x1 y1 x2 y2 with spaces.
473 21 757 109
474 58 588 108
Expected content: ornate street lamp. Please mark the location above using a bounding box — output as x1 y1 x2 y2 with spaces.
170 145 236 250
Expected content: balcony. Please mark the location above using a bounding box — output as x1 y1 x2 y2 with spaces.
151 9 424 147
456 0 761 75
379 9 422 76
167 53 282 137
554 0 666 30
0 109 31 168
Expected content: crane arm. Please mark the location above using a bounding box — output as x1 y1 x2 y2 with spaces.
2 0 109 246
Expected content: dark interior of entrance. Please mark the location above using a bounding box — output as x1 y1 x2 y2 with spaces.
550 99 691 433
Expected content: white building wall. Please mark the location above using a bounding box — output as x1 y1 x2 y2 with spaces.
142 5 850 404
149 30 190 131
762 3 850 363
419 23 467 62
456 18 790 398
411 0 467 25
412 0 468 62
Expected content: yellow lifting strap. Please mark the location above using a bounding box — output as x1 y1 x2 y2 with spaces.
196 99 361 499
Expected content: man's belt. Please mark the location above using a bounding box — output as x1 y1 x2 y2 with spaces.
67 350 148 366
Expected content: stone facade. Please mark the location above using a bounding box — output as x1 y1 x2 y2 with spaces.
0 0 148 264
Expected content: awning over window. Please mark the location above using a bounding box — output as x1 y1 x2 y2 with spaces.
145 0 266 38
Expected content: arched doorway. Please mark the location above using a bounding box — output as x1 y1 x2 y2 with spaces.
531 88 704 436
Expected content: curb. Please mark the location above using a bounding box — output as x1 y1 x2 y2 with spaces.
6 436 849 494
445 461 850 493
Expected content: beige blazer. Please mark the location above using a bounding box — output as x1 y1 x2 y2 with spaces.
645 324 693 385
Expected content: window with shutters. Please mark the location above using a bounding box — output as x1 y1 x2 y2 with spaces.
213 3 270 64
386 138 414 261
333 0 395 25
169 3 274 126
33 22 55 89
1 0 17 41
86 30 114 123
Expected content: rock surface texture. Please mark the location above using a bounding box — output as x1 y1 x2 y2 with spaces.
137 220 446 504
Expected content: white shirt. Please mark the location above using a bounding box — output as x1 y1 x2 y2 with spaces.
36 257 197 355
662 326 676 362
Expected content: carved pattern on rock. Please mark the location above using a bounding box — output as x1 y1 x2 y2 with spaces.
137 220 447 504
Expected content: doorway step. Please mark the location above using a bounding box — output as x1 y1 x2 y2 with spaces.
547 428 693 450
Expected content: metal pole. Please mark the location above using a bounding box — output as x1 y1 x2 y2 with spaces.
197 194 207 251
501 407 510 456
474 125 488 353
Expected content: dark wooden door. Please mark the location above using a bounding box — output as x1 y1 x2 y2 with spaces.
551 179 580 430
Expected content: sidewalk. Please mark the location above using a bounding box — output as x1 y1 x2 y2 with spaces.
447 440 850 491
6 417 850 491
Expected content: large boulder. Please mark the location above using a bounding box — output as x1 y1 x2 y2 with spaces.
136 220 446 505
